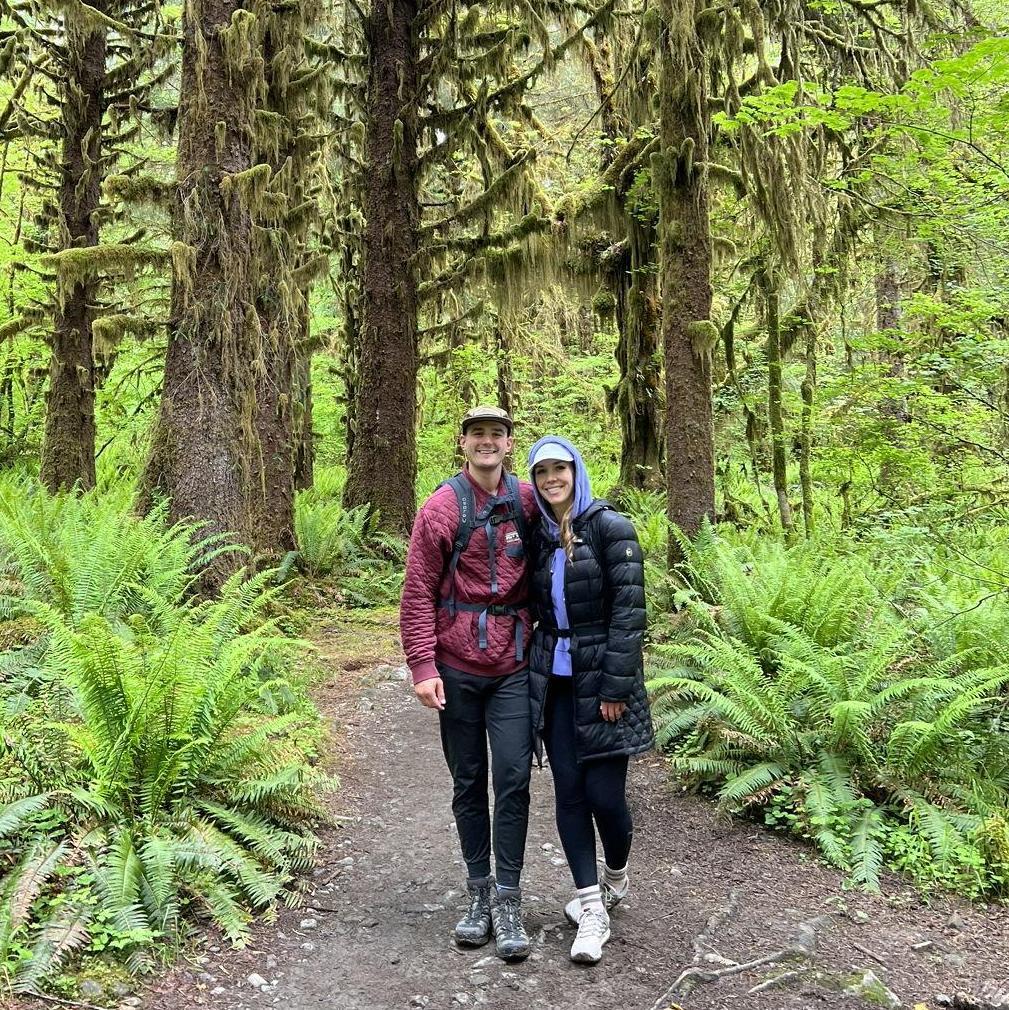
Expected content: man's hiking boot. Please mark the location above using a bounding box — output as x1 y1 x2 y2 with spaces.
490 889 530 961
564 875 628 926
454 877 493 947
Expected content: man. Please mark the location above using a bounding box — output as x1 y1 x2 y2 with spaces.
399 405 538 962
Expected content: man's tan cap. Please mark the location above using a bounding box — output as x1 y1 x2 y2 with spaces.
460 404 513 434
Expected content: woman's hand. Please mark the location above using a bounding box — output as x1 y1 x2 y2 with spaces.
600 700 626 722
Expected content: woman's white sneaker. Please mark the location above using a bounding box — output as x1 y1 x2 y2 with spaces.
564 876 628 925
570 907 610 964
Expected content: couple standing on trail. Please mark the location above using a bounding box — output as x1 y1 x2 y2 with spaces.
399 405 654 966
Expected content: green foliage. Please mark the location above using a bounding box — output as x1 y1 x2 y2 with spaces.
650 524 1009 898
294 473 405 605
0 475 224 627
0 485 328 992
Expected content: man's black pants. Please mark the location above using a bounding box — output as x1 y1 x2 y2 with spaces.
437 663 532 889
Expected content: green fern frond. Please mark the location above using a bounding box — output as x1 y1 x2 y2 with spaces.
10 902 91 994
849 805 885 892
0 794 52 838
717 762 787 807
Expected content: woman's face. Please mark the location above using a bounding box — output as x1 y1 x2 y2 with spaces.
533 459 574 514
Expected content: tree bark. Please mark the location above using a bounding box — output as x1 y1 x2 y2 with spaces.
656 0 715 559
253 311 296 556
495 320 513 418
139 0 259 590
250 7 321 555
587 30 662 492
876 245 908 422
799 319 816 537
41 13 106 492
612 219 663 490
763 272 793 534
342 0 420 534
875 258 901 332
294 345 315 491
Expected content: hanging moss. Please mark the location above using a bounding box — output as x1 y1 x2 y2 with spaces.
170 240 197 306
220 162 273 212
432 213 550 256
686 320 720 360
41 244 167 287
0 316 26 341
219 8 265 85
92 313 165 353
592 287 617 323
49 0 171 39
103 174 174 206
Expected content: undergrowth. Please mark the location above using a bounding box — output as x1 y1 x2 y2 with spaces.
0 482 330 993
649 521 1009 899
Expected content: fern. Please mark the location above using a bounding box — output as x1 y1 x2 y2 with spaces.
849 805 885 892
10 903 91 994
0 795 52 838
652 522 1009 897
0 495 328 988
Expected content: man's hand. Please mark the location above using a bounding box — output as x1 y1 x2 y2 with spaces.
600 700 626 722
415 677 446 711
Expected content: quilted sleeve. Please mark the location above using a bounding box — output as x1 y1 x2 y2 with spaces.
399 496 453 684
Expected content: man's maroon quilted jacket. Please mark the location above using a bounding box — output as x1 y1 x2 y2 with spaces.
400 468 538 684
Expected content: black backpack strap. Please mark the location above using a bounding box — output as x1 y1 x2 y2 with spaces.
441 472 475 615
503 470 527 547
577 500 613 572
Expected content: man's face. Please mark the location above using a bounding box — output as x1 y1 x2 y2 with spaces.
460 422 513 471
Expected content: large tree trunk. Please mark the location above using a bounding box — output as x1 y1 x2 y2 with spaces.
253 314 296 555
799 319 816 538
342 0 420 533
293 339 315 491
586 33 662 493
250 8 321 556
876 241 908 423
41 14 106 492
612 217 663 490
656 0 715 559
139 0 258 589
876 258 901 332
495 320 513 418
763 272 793 533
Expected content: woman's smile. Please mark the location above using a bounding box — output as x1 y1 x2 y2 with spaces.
534 460 574 512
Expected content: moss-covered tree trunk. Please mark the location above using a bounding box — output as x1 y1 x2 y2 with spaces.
249 6 321 557
799 319 816 537
253 312 296 555
612 216 663 490
293 333 315 491
876 244 907 423
139 0 259 589
40 14 106 492
763 272 793 533
586 32 662 492
656 0 715 558
876 259 901 332
342 0 420 534
495 320 513 417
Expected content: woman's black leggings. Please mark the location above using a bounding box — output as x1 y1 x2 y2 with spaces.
543 675 633 889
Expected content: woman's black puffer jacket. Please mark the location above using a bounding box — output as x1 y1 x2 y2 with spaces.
528 500 654 762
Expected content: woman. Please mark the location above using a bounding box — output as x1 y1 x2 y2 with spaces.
526 435 654 965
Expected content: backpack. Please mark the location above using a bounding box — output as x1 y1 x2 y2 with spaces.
438 471 529 662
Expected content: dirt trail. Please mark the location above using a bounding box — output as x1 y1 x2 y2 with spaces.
24 612 1009 1010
